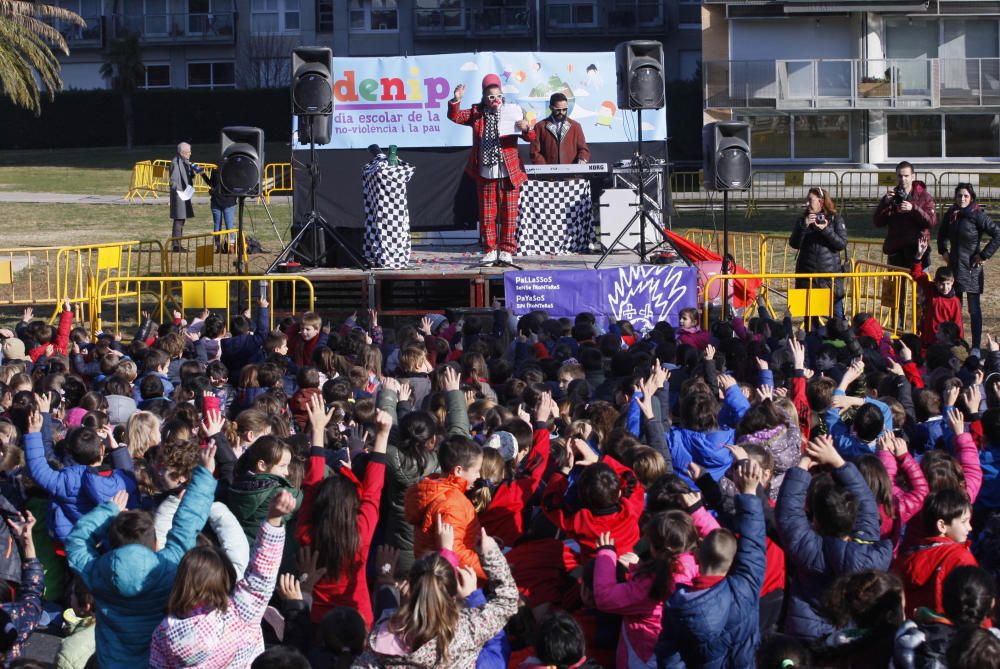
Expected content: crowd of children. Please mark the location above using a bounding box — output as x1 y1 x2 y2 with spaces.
0 295 999 668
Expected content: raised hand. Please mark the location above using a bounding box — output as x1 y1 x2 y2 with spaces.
479 527 499 555
34 392 51 414
947 407 966 435
436 513 455 551
199 442 217 473
267 490 297 526
805 434 844 469
374 545 400 585
704 344 716 361
306 393 335 440
453 83 465 102
737 458 763 495
789 337 806 370
110 490 129 513
27 409 42 434
456 565 477 598
277 573 302 601
597 531 615 548
296 545 326 594
202 407 225 437
442 366 461 392
397 381 413 403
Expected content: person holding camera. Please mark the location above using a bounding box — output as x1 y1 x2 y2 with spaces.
937 183 1000 355
874 161 937 269
790 187 848 318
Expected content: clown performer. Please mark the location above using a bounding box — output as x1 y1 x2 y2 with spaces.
448 73 535 265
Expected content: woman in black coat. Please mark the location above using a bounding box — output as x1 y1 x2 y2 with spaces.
789 187 848 318
938 182 1000 354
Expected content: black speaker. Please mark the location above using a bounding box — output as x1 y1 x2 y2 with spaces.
615 40 665 110
703 121 752 191
219 126 264 197
292 47 333 115
297 114 332 146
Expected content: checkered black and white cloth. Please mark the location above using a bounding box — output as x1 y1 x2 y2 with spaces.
516 178 595 256
362 160 415 269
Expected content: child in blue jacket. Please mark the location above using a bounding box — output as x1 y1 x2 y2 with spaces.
822 359 892 461
776 435 893 641
24 412 120 542
666 374 750 488
656 459 766 669
66 445 217 669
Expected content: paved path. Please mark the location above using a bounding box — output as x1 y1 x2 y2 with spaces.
0 191 211 205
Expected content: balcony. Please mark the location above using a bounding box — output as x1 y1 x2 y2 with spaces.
705 58 1000 110
111 12 235 44
544 0 664 35
51 15 104 48
414 5 532 37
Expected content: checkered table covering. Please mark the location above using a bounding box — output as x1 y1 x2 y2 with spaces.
362 160 416 269
517 178 595 256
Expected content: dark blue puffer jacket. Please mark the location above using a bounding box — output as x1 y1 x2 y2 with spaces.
776 463 893 641
656 494 766 668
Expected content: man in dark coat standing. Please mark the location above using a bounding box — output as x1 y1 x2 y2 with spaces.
873 160 937 268
169 142 200 251
529 92 591 166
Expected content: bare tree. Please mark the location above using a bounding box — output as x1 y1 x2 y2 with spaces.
237 33 296 89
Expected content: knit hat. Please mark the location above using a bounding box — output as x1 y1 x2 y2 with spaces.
65 407 87 429
481 73 502 91
425 313 447 335
484 430 517 461
1 338 28 362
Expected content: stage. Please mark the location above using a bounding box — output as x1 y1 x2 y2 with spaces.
270 243 689 319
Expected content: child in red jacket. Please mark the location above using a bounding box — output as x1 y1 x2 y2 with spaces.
26 300 73 363
542 441 645 562
912 238 963 349
895 487 977 619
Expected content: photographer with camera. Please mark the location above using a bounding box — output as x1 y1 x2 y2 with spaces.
790 186 848 318
874 161 937 269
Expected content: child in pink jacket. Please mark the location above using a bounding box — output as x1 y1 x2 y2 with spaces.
593 506 718 669
874 434 928 555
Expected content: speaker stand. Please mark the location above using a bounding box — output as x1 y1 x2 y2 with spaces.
595 108 671 269
267 139 369 272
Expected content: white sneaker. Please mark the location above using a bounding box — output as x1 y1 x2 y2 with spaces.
498 251 513 264
481 250 498 264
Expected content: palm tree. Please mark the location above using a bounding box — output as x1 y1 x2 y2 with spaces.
100 34 143 150
0 0 85 114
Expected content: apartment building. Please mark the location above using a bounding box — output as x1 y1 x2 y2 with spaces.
52 0 701 91
702 0 1000 166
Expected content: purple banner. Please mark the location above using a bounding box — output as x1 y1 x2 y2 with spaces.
504 265 698 333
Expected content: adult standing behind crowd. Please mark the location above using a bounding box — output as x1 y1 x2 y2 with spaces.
874 160 937 269
937 182 1000 355
789 187 848 318
529 92 590 166
169 142 204 252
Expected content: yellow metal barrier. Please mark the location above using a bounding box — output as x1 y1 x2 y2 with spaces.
0 246 66 308
125 161 157 202
262 162 293 203
681 230 765 274
91 275 315 335
852 260 917 336
669 171 707 213
163 230 249 275
703 270 917 335
747 170 840 217
54 240 166 324
144 160 217 196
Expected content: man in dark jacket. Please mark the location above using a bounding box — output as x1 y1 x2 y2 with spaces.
874 160 937 268
656 459 767 669
529 93 591 166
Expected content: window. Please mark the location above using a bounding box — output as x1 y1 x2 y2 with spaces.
415 0 464 31
56 0 102 40
143 64 171 88
251 0 299 33
349 0 398 31
187 62 235 89
678 0 699 29
317 0 333 32
888 113 1000 158
740 114 850 160
547 1 596 27
679 50 700 81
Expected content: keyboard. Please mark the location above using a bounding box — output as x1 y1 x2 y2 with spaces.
525 163 609 176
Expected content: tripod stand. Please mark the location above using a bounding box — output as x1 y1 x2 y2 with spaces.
267 139 368 272
595 108 670 269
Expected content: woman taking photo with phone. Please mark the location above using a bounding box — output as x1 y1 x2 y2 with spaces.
790 186 849 318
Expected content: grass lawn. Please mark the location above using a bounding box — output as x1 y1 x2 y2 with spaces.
0 143 293 196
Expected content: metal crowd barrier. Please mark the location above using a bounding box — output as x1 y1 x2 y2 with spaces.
747 170 840 217
681 229 765 275
54 241 165 324
702 269 917 335
91 275 314 335
262 162 293 203
125 161 156 202
0 246 64 309
162 230 249 276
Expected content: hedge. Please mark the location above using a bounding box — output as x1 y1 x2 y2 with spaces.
0 88 291 149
